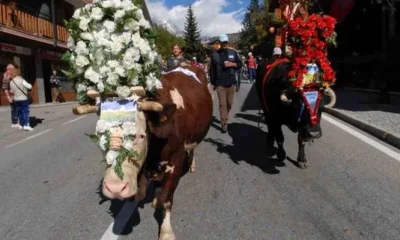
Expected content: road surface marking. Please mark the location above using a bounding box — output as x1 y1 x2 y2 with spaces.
61 116 86 126
100 222 119 240
322 114 400 161
100 200 139 240
5 129 53 148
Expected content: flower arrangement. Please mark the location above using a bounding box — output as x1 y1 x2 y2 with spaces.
64 0 162 179
286 14 337 89
63 0 161 105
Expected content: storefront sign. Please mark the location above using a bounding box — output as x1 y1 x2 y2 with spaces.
0 43 32 55
38 49 64 61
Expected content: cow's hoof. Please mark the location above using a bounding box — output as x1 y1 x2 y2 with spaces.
298 161 309 169
159 230 176 240
190 166 196 173
152 197 158 208
276 148 286 161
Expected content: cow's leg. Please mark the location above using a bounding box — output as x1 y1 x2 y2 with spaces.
156 150 187 240
275 123 286 161
265 116 276 157
297 132 308 169
188 149 196 173
266 117 286 161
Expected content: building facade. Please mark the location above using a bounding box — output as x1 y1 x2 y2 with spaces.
0 0 153 106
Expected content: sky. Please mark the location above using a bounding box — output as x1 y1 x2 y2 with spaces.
144 0 251 37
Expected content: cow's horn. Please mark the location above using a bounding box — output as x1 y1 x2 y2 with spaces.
324 87 336 108
86 86 147 99
280 93 291 103
138 101 163 112
72 105 98 115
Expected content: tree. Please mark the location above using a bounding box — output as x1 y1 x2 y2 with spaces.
153 24 185 60
238 0 260 53
183 5 204 61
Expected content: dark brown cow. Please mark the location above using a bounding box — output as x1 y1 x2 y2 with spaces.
75 66 212 240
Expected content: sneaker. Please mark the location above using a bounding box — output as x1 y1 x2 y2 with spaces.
23 126 34 131
11 124 20 128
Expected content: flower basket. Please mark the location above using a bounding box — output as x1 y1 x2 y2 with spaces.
286 14 337 89
64 0 163 179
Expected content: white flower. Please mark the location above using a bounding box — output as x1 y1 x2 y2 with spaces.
136 9 144 20
97 80 105 92
90 7 104 21
79 18 91 31
84 3 93 10
96 120 108 133
146 73 159 91
138 39 151 56
106 73 119 86
107 60 119 69
139 18 151 29
120 32 132 44
67 36 75 49
101 0 113 8
80 32 94 41
75 55 89 67
106 150 119 166
76 67 84 74
76 83 87 93
72 8 81 19
122 122 136 135
99 135 107 151
130 77 139 86
75 41 89 55
115 66 126 77
116 86 131 98
99 66 111 77
104 20 116 33
131 32 141 45
124 19 140 31
123 47 140 68
84 67 101 83
132 63 142 72
120 0 136 11
110 40 123 55
122 139 133 150
114 9 125 20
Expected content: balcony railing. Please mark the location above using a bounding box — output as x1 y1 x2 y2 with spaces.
0 3 69 43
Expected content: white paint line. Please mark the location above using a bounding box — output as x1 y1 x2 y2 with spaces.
322 114 400 161
5 129 53 148
100 222 119 240
61 116 86 126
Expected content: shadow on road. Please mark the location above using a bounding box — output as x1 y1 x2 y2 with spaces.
29 116 44 128
205 122 284 174
96 179 159 236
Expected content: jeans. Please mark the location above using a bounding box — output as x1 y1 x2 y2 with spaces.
10 102 18 124
249 68 256 82
14 100 30 126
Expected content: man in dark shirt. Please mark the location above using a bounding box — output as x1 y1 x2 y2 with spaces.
209 34 242 133
166 44 187 71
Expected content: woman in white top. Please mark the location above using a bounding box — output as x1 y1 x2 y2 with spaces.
9 67 33 131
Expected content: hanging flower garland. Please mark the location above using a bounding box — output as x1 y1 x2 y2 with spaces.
63 0 161 179
286 14 337 89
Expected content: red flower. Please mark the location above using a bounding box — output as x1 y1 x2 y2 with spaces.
289 21 299 31
288 70 296 78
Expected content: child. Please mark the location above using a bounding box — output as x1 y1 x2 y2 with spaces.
9 67 33 131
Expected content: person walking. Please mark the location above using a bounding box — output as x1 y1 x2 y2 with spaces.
1 63 19 128
166 44 187 71
247 52 257 83
9 67 33 131
209 34 242 133
50 69 61 103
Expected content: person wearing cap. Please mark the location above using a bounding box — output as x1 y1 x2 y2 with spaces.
209 34 242 133
166 44 187 71
247 52 257 83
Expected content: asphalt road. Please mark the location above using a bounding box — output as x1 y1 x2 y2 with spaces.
0 83 400 240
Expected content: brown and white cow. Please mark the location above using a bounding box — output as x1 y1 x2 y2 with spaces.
73 66 213 240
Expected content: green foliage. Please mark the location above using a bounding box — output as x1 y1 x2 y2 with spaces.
183 5 205 61
238 0 260 53
153 24 185 60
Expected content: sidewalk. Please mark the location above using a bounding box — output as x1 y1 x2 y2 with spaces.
0 101 76 113
324 89 400 149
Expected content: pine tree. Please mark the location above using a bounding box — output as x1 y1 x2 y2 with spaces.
238 0 260 53
183 5 204 61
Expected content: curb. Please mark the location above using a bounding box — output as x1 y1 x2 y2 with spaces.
324 107 400 149
0 101 76 112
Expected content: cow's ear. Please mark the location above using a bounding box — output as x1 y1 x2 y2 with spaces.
160 103 176 122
